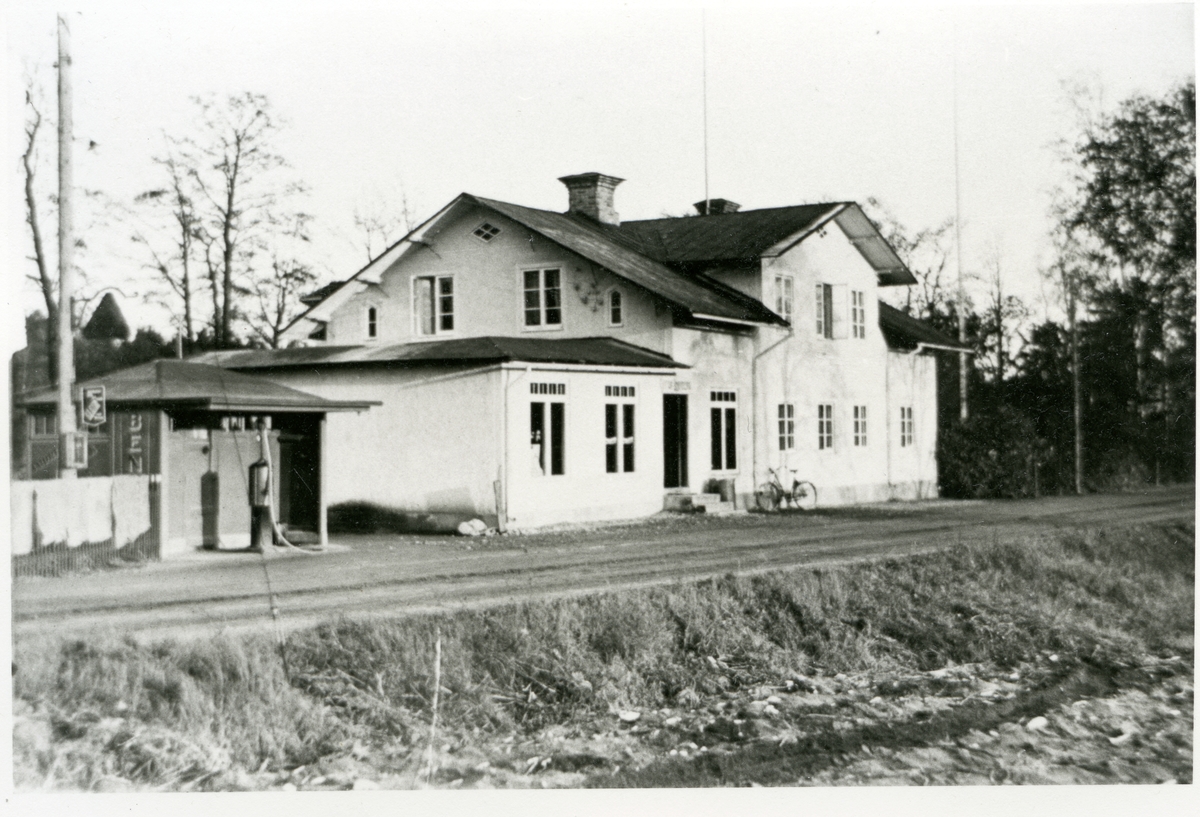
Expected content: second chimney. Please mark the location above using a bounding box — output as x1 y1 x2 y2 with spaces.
694 198 741 215
559 172 624 226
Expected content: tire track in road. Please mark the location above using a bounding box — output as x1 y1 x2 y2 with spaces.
13 487 1193 642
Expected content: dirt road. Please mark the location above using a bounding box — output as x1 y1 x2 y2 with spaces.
12 486 1193 642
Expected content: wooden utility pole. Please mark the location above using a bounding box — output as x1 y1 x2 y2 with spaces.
57 15 77 478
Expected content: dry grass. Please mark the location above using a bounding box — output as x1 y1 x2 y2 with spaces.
12 522 1193 790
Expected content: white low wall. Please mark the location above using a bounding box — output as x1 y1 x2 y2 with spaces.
10 475 153 556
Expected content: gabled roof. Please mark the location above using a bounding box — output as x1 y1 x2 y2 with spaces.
620 203 841 264
878 302 972 352
621 202 916 286
195 336 687 372
284 189 918 341
299 280 345 306
18 360 377 412
466 196 786 326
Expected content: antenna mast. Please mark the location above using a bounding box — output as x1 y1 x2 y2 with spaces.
952 15 969 422
702 9 709 214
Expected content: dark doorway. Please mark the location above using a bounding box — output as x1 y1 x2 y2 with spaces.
278 430 320 532
663 394 689 488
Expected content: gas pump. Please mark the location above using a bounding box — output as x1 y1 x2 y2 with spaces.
248 419 273 551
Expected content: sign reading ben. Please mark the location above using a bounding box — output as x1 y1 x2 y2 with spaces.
120 411 152 474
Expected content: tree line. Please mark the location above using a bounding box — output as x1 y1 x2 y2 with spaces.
879 80 1195 496
18 80 1194 495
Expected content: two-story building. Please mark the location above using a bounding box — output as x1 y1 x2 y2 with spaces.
198 173 965 530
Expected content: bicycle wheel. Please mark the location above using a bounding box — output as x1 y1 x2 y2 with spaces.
755 482 782 511
791 480 817 511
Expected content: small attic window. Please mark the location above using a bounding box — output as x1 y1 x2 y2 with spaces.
473 222 501 242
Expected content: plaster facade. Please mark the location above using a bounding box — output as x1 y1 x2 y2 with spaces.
252 186 952 528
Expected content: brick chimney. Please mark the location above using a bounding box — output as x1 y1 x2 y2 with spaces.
694 198 741 215
559 172 624 226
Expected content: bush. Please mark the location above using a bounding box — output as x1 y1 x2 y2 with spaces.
938 406 1045 498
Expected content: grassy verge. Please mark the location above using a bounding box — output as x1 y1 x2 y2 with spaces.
13 522 1194 790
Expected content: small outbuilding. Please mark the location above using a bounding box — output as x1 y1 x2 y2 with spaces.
14 359 374 559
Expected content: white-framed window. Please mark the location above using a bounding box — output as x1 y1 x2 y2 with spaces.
523 268 563 328
710 390 737 471
818 404 834 450
530 383 566 476
778 403 795 450
605 385 636 474
851 290 866 338
815 283 848 339
607 288 624 327
853 405 868 446
473 222 501 242
900 406 914 447
774 274 794 322
366 305 379 339
413 275 454 335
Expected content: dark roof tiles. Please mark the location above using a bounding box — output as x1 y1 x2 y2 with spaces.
620 203 841 264
195 335 687 372
878 302 971 352
19 360 375 412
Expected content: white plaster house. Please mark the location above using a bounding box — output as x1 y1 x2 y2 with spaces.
199 173 966 530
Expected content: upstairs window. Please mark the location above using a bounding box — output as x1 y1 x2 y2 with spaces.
900 406 914 447
853 405 868 446
414 275 454 335
524 268 562 328
774 274 794 322
608 289 623 326
851 290 866 338
818 404 834 450
815 283 848 339
778 403 794 450
366 306 378 339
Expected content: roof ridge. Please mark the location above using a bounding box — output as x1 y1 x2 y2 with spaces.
621 201 849 226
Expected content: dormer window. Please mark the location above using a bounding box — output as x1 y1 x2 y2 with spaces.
774 274 794 322
473 222 501 242
523 268 562 329
366 306 378 339
414 275 455 335
608 289 623 326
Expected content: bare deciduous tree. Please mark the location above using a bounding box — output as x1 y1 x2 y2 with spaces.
247 212 316 348
21 86 59 382
172 93 302 346
131 154 202 348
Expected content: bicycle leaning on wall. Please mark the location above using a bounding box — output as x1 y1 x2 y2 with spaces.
754 466 817 512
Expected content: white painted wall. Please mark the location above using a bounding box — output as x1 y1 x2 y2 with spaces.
661 327 756 502
325 204 671 354
651 224 942 507
277 204 945 525
885 350 940 499
254 366 504 527
503 367 674 528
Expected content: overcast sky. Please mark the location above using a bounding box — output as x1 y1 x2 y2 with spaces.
2 1 1194 348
